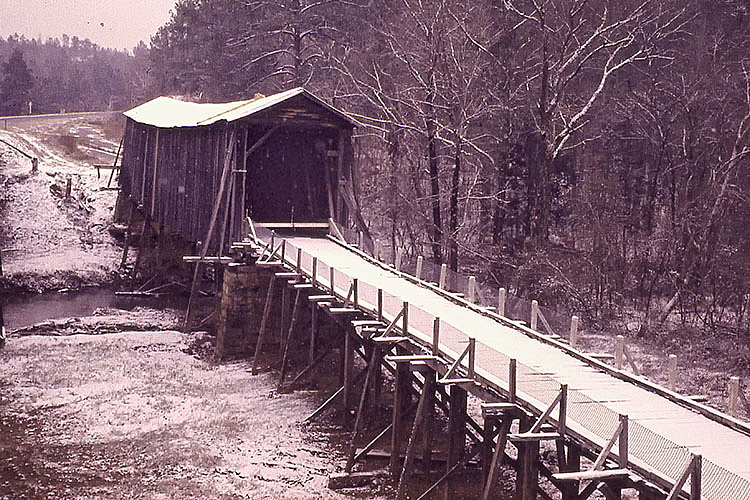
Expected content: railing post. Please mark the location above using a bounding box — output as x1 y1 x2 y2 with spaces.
329 267 335 296
402 301 408 334
311 257 317 287
530 300 539 331
439 263 448 290
729 376 740 417
353 278 359 309
395 248 403 271
559 384 568 437
296 247 302 273
498 288 506 317
618 414 628 468
377 289 383 322
668 354 677 392
509 359 517 403
280 239 285 263
615 335 625 370
432 317 440 356
375 239 381 260
468 338 476 378
416 256 423 280
691 454 702 500
468 276 477 303
570 315 579 348
357 230 363 249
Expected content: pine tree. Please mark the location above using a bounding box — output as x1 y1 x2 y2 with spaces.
0 48 34 115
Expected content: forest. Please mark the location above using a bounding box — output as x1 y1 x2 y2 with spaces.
6 0 750 340
0 34 150 115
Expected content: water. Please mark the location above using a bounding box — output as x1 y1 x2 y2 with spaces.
1 288 188 330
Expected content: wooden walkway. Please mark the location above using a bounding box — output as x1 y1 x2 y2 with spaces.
256 233 750 500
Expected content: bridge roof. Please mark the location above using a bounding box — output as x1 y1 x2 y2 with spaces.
123 87 358 129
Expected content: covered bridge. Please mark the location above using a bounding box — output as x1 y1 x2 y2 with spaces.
119 87 371 253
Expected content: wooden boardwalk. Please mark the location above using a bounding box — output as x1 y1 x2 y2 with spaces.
256 233 750 499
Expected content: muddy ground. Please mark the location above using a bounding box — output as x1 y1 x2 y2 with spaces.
0 328 368 500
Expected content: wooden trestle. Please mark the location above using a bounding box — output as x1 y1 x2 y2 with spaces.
234 239 686 500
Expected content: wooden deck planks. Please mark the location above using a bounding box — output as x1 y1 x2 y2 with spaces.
282 236 750 489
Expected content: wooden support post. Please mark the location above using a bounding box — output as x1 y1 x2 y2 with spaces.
184 129 236 332
482 417 496 481
468 338 476 378
65 175 72 199
530 300 539 331
310 302 318 363
570 315 579 348
482 416 513 500
447 385 468 471
729 376 740 417
346 346 381 472
311 257 317 287
468 276 477 303
119 202 135 269
330 267 336 295
668 354 677 391
432 318 440 356
277 289 301 390
353 278 359 308
396 369 436 500
691 454 702 500
516 438 540 500
132 214 151 278
509 359 517 403
615 335 625 370
377 288 383 322
439 263 448 290
402 301 408 335
560 442 581 500
421 369 437 472
498 288 506 317
296 247 302 273
279 280 288 344
618 414 629 468
416 256 423 280
252 276 276 375
343 330 355 415
390 354 412 478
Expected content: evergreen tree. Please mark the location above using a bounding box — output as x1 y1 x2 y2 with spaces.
0 48 34 115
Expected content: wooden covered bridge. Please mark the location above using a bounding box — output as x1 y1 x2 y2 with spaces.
118 89 750 500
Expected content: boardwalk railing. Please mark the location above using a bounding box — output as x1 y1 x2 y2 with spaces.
252 225 750 500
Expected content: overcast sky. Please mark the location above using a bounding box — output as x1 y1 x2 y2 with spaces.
0 0 178 52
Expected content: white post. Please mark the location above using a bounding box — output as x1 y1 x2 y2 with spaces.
570 315 579 348
357 231 363 249
530 300 539 331
416 256 424 280
468 276 477 303
439 263 447 290
375 239 381 260
668 354 677 392
615 335 625 370
498 288 506 317
729 376 740 417
395 248 403 271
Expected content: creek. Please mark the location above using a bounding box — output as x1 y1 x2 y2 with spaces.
1 288 188 330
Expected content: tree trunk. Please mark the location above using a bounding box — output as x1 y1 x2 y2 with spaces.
427 111 443 263
448 140 461 271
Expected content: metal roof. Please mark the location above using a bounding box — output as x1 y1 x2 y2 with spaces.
123 87 358 128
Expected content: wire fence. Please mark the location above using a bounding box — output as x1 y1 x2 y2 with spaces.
252 226 750 500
